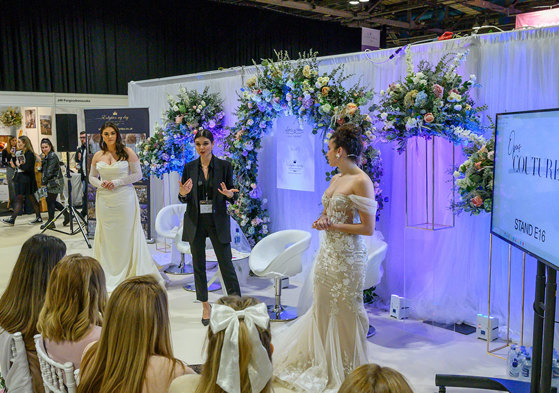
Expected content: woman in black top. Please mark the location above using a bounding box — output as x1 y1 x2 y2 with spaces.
1 136 17 208
39 138 68 229
2 136 42 225
178 129 241 325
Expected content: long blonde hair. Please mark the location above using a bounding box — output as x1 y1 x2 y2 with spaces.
18 135 35 153
6 136 17 152
37 254 107 343
77 275 181 393
196 296 273 393
338 364 414 393
0 234 66 350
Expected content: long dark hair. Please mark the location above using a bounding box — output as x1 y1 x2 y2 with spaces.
41 138 55 153
0 234 67 350
99 122 128 161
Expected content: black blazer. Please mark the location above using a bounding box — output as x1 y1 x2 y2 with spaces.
179 157 237 244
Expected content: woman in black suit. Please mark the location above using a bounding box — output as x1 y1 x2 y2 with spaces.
2 136 42 225
178 129 241 325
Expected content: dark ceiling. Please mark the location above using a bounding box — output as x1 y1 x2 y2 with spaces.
210 0 559 46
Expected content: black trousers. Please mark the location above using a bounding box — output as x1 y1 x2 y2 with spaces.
46 193 64 221
189 214 241 302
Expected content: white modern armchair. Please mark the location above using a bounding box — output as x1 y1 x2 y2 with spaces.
362 232 388 337
249 229 311 321
155 204 193 274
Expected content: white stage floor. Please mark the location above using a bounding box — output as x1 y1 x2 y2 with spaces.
0 213 510 393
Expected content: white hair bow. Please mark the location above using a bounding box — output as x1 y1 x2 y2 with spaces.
210 303 272 393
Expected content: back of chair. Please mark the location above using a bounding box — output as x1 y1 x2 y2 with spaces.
34 334 77 393
155 204 186 239
0 330 33 393
250 230 311 277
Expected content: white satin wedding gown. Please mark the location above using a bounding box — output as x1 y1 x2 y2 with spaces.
90 160 163 291
273 193 377 393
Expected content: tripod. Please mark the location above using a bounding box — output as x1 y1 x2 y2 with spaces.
41 151 91 248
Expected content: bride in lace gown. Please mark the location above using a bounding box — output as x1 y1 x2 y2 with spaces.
88 122 164 291
273 124 377 393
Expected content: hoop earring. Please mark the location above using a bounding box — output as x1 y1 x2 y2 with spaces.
335 153 340 159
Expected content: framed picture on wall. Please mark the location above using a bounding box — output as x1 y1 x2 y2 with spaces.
25 109 36 129
40 115 52 135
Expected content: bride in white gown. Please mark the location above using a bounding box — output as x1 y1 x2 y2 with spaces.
88 122 164 291
273 124 377 393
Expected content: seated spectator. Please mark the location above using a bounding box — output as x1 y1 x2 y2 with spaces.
78 275 193 393
0 234 67 393
338 363 414 393
169 296 295 393
37 254 107 369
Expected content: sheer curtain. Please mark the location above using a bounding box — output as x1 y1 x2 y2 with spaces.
129 26 559 345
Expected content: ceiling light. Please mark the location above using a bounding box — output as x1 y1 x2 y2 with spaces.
349 0 360 4
359 0 370 2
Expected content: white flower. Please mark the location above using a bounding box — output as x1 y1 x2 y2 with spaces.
469 74 477 82
201 100 206 106
196 109 201 113
453 171 460 178
405 117 417 131
380 112 388 120
454 104 462 111
380 90 385 96
173 105 179 111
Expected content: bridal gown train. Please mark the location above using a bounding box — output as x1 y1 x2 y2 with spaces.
92 161 163 291
273 193 378 393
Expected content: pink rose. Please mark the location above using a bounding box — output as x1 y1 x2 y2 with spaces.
471 195 483 207
432 84 444 98
424 113 434 123
474 161 482 170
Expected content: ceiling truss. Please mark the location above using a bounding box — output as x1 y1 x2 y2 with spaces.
210 0 558 47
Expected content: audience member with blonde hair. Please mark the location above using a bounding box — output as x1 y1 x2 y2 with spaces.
37 254 107 369
338 363 414 393
78 275 193 393
169 296 295 393
0 234 67 393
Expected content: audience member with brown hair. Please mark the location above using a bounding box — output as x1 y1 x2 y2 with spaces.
338 363 414 393
78 275 193 393
37 254 107 369
169 296 295 393
0 234 67 393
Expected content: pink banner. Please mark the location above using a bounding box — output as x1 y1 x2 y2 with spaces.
516 8 559 29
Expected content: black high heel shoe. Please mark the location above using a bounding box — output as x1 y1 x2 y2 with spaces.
201 304 212 326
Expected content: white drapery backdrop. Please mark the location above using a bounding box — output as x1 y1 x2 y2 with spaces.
129 26 559 345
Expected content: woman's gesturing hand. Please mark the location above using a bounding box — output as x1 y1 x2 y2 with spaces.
217 182 239 199
179 178 193 196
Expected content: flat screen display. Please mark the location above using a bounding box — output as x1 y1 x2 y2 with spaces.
491 109 559 269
